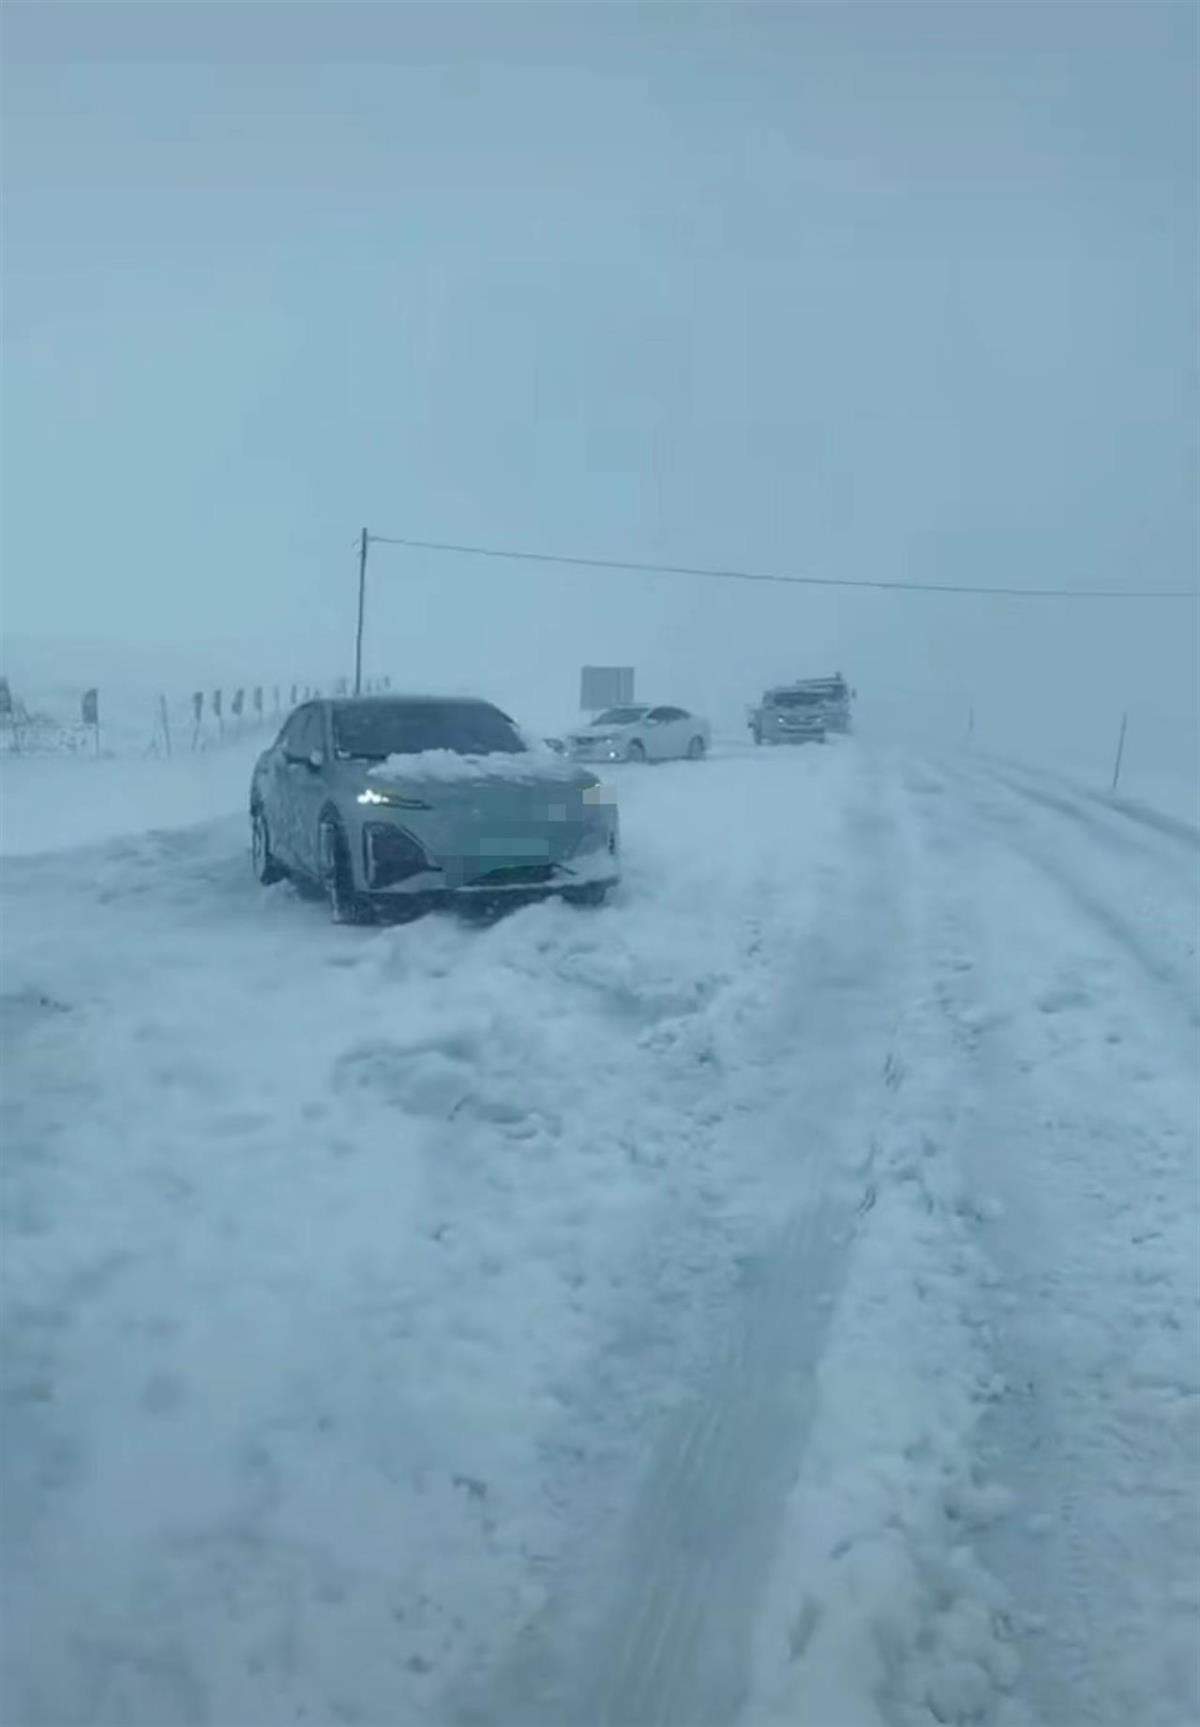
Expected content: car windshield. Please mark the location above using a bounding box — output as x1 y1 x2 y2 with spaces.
771 690 822 708
331 700 526 760
593 706 647 725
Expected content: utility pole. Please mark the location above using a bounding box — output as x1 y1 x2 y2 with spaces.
355 527 369 696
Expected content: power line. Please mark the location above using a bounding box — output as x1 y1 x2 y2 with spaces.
364 532 1197 601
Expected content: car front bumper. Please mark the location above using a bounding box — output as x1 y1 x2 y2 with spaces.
569 740 628 763
764 723 826 743
358 859 620 919
359 819 619 897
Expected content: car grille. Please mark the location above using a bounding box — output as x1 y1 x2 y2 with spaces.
475 863 555 887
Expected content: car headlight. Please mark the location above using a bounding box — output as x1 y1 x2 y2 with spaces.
357 786 431 809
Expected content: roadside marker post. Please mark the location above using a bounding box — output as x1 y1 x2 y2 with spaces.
1111 711 1128 793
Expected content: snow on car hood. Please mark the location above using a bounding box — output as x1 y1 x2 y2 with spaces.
367 748 591 785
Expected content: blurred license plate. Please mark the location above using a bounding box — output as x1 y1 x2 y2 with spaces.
477 837 551 857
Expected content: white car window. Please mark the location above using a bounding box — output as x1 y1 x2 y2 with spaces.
594 706 647 726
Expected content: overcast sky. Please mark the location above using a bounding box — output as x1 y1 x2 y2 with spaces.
2 2 1196 757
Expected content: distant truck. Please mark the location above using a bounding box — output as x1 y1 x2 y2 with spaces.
748 675 853 746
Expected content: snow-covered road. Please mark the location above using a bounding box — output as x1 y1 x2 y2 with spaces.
1 743 1196 1727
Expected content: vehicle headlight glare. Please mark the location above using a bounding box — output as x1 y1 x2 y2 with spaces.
357 787 430 810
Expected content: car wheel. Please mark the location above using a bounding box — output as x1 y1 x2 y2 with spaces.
319 815 370 925
686 735 706 760
564 882 609 907
626 740 646 762
251 808 285 884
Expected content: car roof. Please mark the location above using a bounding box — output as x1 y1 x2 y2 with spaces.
326 694 500 707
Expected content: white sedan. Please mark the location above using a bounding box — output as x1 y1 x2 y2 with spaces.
568 704 711 764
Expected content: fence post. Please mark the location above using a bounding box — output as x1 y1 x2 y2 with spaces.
82 688 100 756
1111 711 1128 792
0 679 17 754
158 694 172 758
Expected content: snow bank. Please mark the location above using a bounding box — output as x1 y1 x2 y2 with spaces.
0 745 854 1726
3 737 1194 1726
0 738 264 856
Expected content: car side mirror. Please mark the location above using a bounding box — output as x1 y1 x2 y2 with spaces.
307 749 325 772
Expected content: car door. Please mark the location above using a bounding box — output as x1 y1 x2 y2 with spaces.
644 706 674 759
665 706 693 755
285 705 331 879
649 706 684 757
272 705 322 872
264 709 307 867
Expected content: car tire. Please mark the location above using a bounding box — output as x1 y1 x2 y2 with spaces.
564 883 609 907
626 740 646 762
319 814 371 925
251 807 285 885
686 735 706 760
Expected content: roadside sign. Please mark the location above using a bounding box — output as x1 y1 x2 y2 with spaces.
580 666 635 712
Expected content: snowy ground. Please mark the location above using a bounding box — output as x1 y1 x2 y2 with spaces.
0 741 268 857
1 739 1196 1727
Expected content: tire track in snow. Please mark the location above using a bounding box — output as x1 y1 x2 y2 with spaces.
907 756 1199 1727
979 759 1199 889
981 755 1199 854
943 760 1198 1027
586 1182 860 1727
902 780 1109 1727
466 760 911 1727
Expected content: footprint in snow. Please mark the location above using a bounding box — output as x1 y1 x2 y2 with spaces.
332 1037 477 1118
